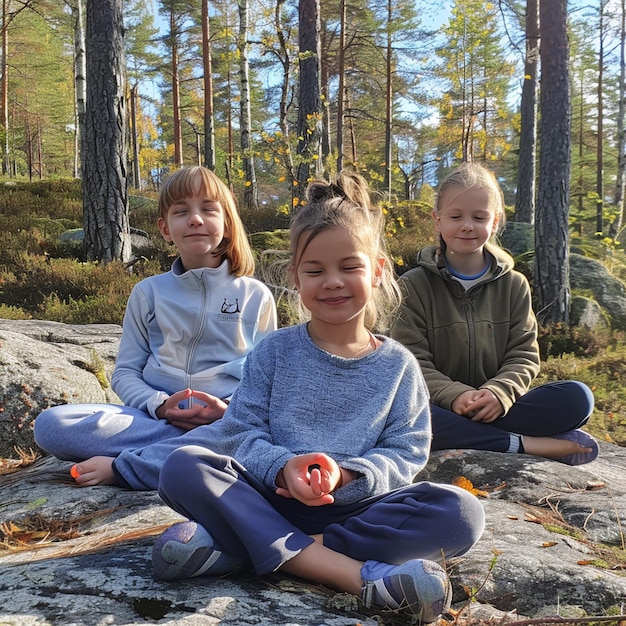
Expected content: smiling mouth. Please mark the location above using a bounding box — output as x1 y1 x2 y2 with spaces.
319 296 349 304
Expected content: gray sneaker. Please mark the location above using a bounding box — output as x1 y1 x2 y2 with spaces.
361 558 452 622
152 521 247 581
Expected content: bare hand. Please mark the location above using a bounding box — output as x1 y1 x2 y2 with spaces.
275 452 341 506
452 389 503 422
156 388 228 430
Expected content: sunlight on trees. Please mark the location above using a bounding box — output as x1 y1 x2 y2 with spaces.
0 0 622 271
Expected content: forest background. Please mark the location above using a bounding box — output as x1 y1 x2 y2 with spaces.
0 0 625 447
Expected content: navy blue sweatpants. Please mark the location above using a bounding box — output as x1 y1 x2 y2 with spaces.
158 446 485 575
431 380 594 452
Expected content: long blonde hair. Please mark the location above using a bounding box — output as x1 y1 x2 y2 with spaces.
158 166 255 276
289 169 401 332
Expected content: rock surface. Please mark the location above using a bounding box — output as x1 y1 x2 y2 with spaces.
499 223 626 330
1 444 625 625
1 319 625 624
0 319 122 459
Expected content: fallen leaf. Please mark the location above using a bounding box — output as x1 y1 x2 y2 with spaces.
452 476 489 498
541 542 558 548
585 480 606 491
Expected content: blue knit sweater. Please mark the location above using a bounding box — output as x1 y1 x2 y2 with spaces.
211 323 432 505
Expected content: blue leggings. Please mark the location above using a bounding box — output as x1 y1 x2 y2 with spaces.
158 446 486 575
431 380 594 453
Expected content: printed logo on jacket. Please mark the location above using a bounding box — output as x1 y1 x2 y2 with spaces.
218 296 242 322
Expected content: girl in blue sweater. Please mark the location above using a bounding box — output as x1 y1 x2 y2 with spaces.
34 167 276 487
153 171 485 622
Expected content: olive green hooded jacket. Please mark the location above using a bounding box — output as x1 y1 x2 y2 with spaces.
390 242 540 416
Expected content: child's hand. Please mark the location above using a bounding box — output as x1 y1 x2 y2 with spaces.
467 389 503 423
157 388 228 430
275 453 341 506
451 390 480 416
453 389 503 422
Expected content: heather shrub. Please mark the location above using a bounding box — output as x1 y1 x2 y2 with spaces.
384 200 435 273
39 292 130 325
0 303 31 319
537 322 614 359
0 256 147 324
0 178 625 447
240 204 290 233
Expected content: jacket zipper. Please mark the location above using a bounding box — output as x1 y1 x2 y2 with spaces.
184 276 210 408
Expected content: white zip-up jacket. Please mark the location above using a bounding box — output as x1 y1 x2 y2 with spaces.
111 257 277 417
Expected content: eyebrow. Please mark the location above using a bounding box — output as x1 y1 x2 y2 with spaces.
301 255 363 265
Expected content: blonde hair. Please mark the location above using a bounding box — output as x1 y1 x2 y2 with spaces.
289 169 401 332
435 162 506 233
158 166 255 277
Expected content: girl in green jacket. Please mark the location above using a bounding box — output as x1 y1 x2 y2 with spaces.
391 162 597 465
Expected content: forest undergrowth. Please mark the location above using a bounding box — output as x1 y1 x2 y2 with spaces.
0 179 624 449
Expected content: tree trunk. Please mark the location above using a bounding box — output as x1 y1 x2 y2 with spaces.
1 0 9 176
130 82 141 189
336 0 346 172
383 0 393 199
238 0 258 209
596 1 606 235
611 0 626 240
201 0 215 171
296 0 322 201
82 0 130 264
170 8 183 169
73 0 86 180
515 0 539 223
225 15 234 190
535 0 570 325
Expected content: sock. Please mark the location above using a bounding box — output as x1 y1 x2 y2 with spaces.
507 433 525 453
361 559 396 581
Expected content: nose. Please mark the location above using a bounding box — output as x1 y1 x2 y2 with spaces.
460 217 473 231
188 209 204 226
322 272 343 289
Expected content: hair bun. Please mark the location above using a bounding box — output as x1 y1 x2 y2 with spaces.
306 180 339 203
306 170 374 211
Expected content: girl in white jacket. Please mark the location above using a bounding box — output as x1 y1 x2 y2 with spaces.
34 166 277 487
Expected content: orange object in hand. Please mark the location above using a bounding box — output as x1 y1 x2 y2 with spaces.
70 464 80 479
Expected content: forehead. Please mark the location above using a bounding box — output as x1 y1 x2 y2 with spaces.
296 226 366 261
439 185 492 211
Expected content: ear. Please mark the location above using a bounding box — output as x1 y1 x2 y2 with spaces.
289 264 299 290
373 257 385 287
432 210 441 232
157 217 173 243
491 216 500 236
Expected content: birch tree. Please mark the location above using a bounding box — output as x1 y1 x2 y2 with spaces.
201 0 215 170
238 0 258 209
611 0 626 239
